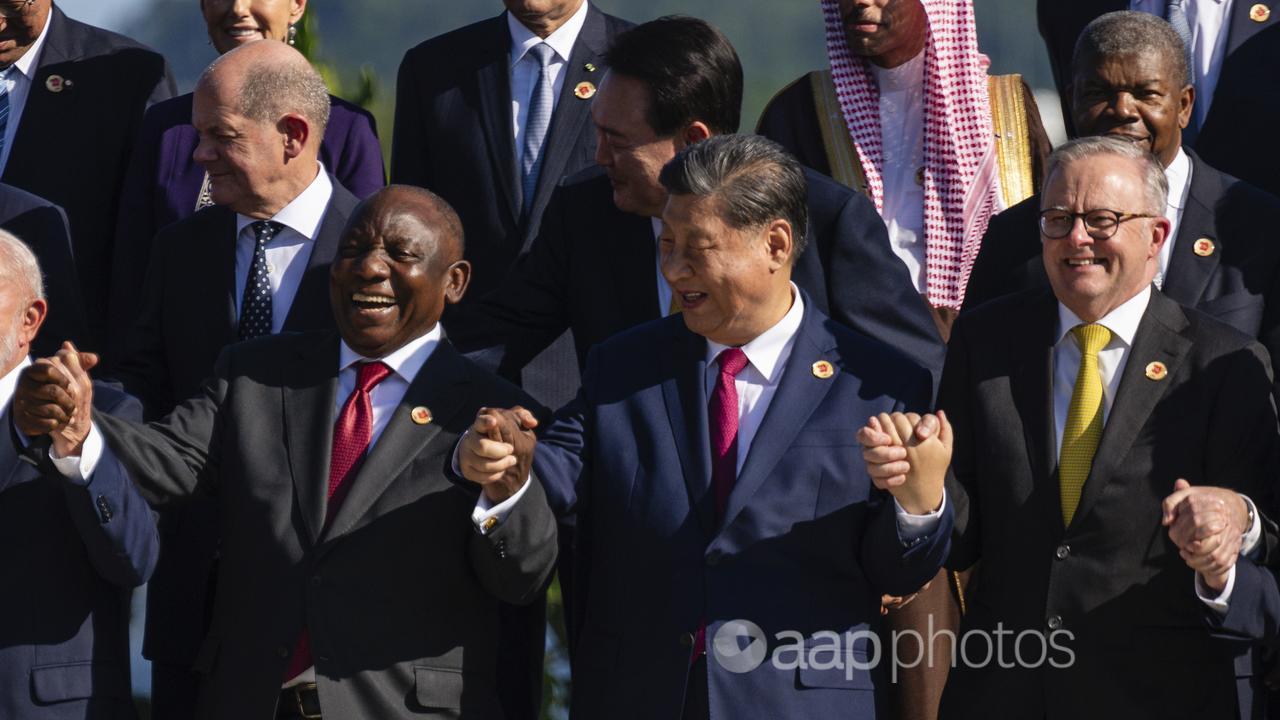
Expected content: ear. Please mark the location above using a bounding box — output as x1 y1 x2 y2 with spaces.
765 219 794 272
1149 216 1172 258
17 297 47 353
1178 83 1195 130
444 260 472 305
291 0 307 24
682 121 712 146
280 113 311 159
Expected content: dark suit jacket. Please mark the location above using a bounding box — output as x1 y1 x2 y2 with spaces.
92 332 558 719
448 165 947 393
0 182 87 357
1038 0 1280 197
392 6 631 407
533 297 952 719
0 7 175 347
965 151 1280 392
2 383 157 719
938 288 1280 719
108 179 355 670
107 92 385 361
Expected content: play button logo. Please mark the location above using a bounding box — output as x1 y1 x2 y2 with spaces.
712 619 768 673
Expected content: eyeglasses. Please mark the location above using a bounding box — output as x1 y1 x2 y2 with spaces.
0 0 34 20
1038 208 1158 240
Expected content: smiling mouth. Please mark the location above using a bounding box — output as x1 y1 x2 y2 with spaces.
223 27 262 39
677 291 707 309
1065 258 1107 268
351 292 396 310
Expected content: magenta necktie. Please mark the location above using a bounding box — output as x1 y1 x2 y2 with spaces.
284 360 392 682
692 348 749 663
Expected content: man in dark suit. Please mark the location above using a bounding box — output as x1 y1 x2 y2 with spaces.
462 135 953 719
968 12 1280 387
105 41 356 720
447 16 944 390
0 230 158 719
865 136 1280 718
392 0 630 407
16 185 559 720
0 1 175 348
1039 0 1280 198
0 182 86 358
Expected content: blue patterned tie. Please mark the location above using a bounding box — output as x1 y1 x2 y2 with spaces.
0 69 12 165
521 43 556 212
1165 0 1200 143
238 221 282 340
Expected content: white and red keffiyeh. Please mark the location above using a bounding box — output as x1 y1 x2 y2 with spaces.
821 0 1002 309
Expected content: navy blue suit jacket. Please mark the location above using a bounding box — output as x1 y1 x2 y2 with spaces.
534 295 952 719
1 382 157 719
448 165 946 395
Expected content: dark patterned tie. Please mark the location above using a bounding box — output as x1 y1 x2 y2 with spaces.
1165 0 1200 142
284 360 393 681
238 221 282 340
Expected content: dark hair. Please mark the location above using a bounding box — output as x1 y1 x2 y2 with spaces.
659 134 808 261
603 15 743 136
1073 11 1190 88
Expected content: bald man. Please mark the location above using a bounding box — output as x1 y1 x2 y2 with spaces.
103 41 362 719
17 184 558 719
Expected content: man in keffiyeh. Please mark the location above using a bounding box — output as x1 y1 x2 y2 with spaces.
758 3 1049 719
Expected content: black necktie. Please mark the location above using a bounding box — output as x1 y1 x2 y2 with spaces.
238 221 282 340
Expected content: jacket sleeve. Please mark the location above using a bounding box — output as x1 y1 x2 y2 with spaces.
332 105 387 200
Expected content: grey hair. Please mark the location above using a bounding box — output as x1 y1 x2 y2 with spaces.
202 50 331 135
1073 11 1190 88
658 134 809 261
1043 135 1169 214
0 229 44 303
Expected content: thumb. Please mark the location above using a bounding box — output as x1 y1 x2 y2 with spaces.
1173 478 1191 492
937 410 954 449
79 351 100 372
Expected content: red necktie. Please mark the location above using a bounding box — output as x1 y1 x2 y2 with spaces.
284 360 393 682
692 348 749 663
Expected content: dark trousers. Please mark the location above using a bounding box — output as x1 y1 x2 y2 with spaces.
682 656 709 720
151 661 201 720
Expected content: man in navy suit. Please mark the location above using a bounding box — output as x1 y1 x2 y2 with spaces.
0 229 158 719
104 41 357 720
446 15 945 392
1039 0 1280 199
461 134 953 719
392 0 631 408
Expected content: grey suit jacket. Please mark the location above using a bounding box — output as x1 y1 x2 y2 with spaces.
92 331 558 719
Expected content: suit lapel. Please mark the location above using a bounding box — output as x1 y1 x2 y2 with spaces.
719 305 839 534
281 333 340 545
612 209 662 327
660 321 715 540
0 409 38 495
6 9 78 183
282 182 352 332
524 6 608 227
1162 154 1221 308
477 16 520 225
1071 291 1192 528
1009 292 1061 531
321 339 472 543
1226 0 1278 56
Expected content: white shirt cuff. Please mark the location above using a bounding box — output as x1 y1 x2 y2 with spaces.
894 490 947 545
1240 494 1263 559
471 474 532 534
48 422 103 483
1195 566 1236 616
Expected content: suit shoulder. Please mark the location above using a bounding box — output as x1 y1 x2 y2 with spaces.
585 316 682 369
0 182 59 213
958 287 1052 333
60 15 166 64
153 205 231 246
141 92 194 131
1180 302 1267 355
760 73 817 124
402 16 500 65
453 345 547 414
326 179 362 215
601 12 636 36
819 312 931 392
328 94 376 125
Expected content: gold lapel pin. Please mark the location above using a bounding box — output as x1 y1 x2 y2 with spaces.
1193 238 1216 257
1145 361 1168 381
584 62 597 73
1251 3 1271 22
812 360 835 379
45 75 69 93
574 81 596 100
481 517 498 532
410 406 433 425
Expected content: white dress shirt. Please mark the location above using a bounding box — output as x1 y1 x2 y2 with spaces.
233 167 333 333
870 51 928 294
1156 148 1193 289
0 14 51 175
0 356 29 415
1131 0 1234 128
508 1 589 153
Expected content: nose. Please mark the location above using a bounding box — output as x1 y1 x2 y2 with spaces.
192 136 217 167
1109 91 1139 122
593 128 612 169
230 0 252 15
352 250 391 281
1066 216 1095 248
660 241 691 287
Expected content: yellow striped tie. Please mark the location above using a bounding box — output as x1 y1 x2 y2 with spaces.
1059 323 1112 525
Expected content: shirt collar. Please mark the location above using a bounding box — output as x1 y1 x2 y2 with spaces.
508 1 590 67
7 11 50 79
704 284 805 384
870 49 925 93
0 355 30 410
235 164 332 241
1056 285 1151 350
1164 147 1192 212
338 323 443 385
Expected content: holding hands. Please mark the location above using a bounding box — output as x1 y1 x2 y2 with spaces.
1162 479 1252 593
13 341 97 458
856 411 953 515
458 406 539 503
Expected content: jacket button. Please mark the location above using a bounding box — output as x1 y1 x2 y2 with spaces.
1047 615 1063 631
1054 544 1070 560
705 550 722 567
276 645 290 658
679 632 695 647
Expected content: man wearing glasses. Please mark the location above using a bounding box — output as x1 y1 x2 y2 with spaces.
862 134 1280 718
966 11 1280 398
